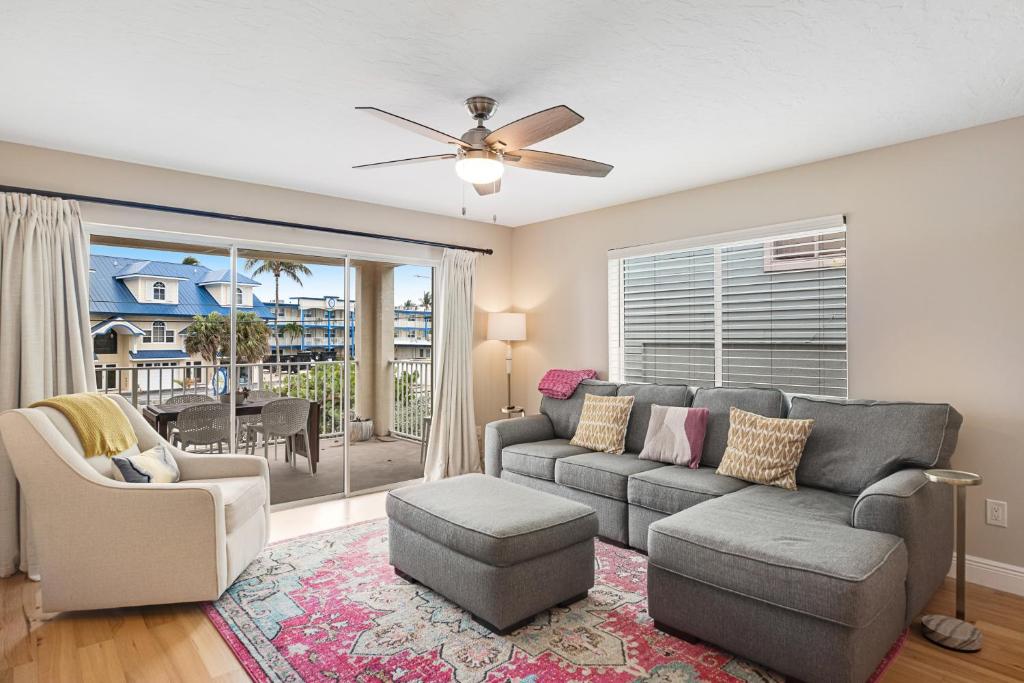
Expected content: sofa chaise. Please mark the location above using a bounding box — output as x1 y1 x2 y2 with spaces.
484 380 962 683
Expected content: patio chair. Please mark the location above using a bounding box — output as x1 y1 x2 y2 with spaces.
236 389 279 452
172 402 232 453
163 393 215 436
245 398 313 474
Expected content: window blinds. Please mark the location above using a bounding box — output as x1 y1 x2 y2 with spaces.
609 217 847 397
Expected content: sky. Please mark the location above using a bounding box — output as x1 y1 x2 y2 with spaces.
90 244 432 306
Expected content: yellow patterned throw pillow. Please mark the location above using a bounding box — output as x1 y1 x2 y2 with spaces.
570 394 636 454
716 407 814 490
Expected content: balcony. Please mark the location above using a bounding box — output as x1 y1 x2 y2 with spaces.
95 359 431 503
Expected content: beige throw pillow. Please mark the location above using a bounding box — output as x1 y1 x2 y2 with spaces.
716 407 814 490
570 394 635 454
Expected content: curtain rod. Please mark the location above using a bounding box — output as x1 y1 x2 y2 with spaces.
0 184 493 255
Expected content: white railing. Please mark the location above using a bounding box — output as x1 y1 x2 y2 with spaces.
95 358 433 441
95 361 353 437
391 359 432 441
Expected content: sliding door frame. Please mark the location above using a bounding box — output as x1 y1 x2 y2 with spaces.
87 221 439 508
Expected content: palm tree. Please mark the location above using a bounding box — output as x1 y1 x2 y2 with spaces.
280 321 304 349
244 259 313 364
402 299 415 310
235 312 272 363
181 256 200 266
183 312 270 368
420 290 432 309
183 312 227 366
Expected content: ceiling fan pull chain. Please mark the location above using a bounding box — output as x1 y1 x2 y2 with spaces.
461 182 466 217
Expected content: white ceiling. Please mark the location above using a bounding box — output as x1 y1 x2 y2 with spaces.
2 1 1022 227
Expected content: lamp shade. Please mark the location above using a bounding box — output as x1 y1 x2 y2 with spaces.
487 312 526 341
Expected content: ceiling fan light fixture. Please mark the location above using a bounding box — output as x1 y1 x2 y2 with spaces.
455 150 504 184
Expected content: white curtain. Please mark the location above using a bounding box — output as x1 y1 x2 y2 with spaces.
0 193 96 578
423 249 480 481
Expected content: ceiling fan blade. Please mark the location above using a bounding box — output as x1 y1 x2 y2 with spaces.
352 153 456 170
356 107 468 147
473 178 501 196
484 105 583 151
506 149 613 177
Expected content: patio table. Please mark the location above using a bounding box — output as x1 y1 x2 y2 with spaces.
143 398 321 473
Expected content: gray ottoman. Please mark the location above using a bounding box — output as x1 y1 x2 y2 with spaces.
386 473 598 634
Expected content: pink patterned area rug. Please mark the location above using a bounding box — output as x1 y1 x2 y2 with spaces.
204 519 905 682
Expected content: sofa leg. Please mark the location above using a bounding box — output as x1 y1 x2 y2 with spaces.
653 620 701 644
394 567 418 584
597 535 630 549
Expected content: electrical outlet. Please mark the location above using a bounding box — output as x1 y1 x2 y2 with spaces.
986 499 1008 528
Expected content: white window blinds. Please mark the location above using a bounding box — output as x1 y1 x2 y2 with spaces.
609 217 847 397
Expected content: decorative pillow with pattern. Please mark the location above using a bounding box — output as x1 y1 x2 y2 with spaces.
570 394 636 454
716 407 814 490
111 444 180 484
638 405 710 467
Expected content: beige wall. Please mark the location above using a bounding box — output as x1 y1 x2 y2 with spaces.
0 141 514 431
511 116 1024 568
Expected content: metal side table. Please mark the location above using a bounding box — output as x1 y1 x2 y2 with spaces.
921 468 983 652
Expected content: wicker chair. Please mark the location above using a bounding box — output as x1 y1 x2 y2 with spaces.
236 389 280 452
245 398 313 474
172 402 232 453
163 393 215 436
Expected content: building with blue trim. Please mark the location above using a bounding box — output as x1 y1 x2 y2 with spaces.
90 255 431 391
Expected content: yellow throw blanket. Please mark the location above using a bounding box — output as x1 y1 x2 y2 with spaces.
30 393 138 457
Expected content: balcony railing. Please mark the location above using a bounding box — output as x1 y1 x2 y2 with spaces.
94 358 432 441
391 359 432 440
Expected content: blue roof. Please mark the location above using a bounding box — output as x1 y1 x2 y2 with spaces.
129 350 190 360
114 260 189 279
90 255 274 320
199 269 261 286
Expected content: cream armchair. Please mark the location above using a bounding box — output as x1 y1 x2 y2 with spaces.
0 394 269 612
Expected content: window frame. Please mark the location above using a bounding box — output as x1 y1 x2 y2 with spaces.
608 215 847 397
152 281 166 301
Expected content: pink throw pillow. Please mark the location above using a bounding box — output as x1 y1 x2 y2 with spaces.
638 406 710 468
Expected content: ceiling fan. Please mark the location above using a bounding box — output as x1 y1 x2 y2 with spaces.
352 96 613 196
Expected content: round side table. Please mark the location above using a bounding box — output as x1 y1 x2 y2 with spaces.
501 406 526 419
921 468 983 652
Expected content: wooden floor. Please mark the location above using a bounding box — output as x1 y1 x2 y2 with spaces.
2 492 1022 682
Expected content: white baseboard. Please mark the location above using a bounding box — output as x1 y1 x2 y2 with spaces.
949 553 1024 596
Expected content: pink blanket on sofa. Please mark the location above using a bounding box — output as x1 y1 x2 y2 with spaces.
538 369 598 400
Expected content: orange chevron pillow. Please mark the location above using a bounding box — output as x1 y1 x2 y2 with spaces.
570 394 635 454
716 407 814 490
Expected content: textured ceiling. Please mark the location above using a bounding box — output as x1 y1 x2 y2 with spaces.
1 1 1022 226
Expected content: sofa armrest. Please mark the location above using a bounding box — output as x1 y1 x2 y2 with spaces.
852 468 953 624
483 414 555 477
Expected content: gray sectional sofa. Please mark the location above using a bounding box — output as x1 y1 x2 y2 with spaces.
484 379 963 683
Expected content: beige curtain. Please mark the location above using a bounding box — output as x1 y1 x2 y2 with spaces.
423 249 480 481
0 193 96 578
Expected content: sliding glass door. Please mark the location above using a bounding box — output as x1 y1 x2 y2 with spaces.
89 228 433 506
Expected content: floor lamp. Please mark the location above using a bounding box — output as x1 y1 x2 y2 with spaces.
487 312 526 416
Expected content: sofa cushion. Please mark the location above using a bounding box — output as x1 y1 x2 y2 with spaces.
647 485 906 627
791 397 964 494
386 474 598 566
716 407 814 491
627 465 750 515
502 439 593 481
188 476 266 533
555 452 665 501
616 383 690 454
691 388 786 468
570 394 635 454
540 380 619 439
